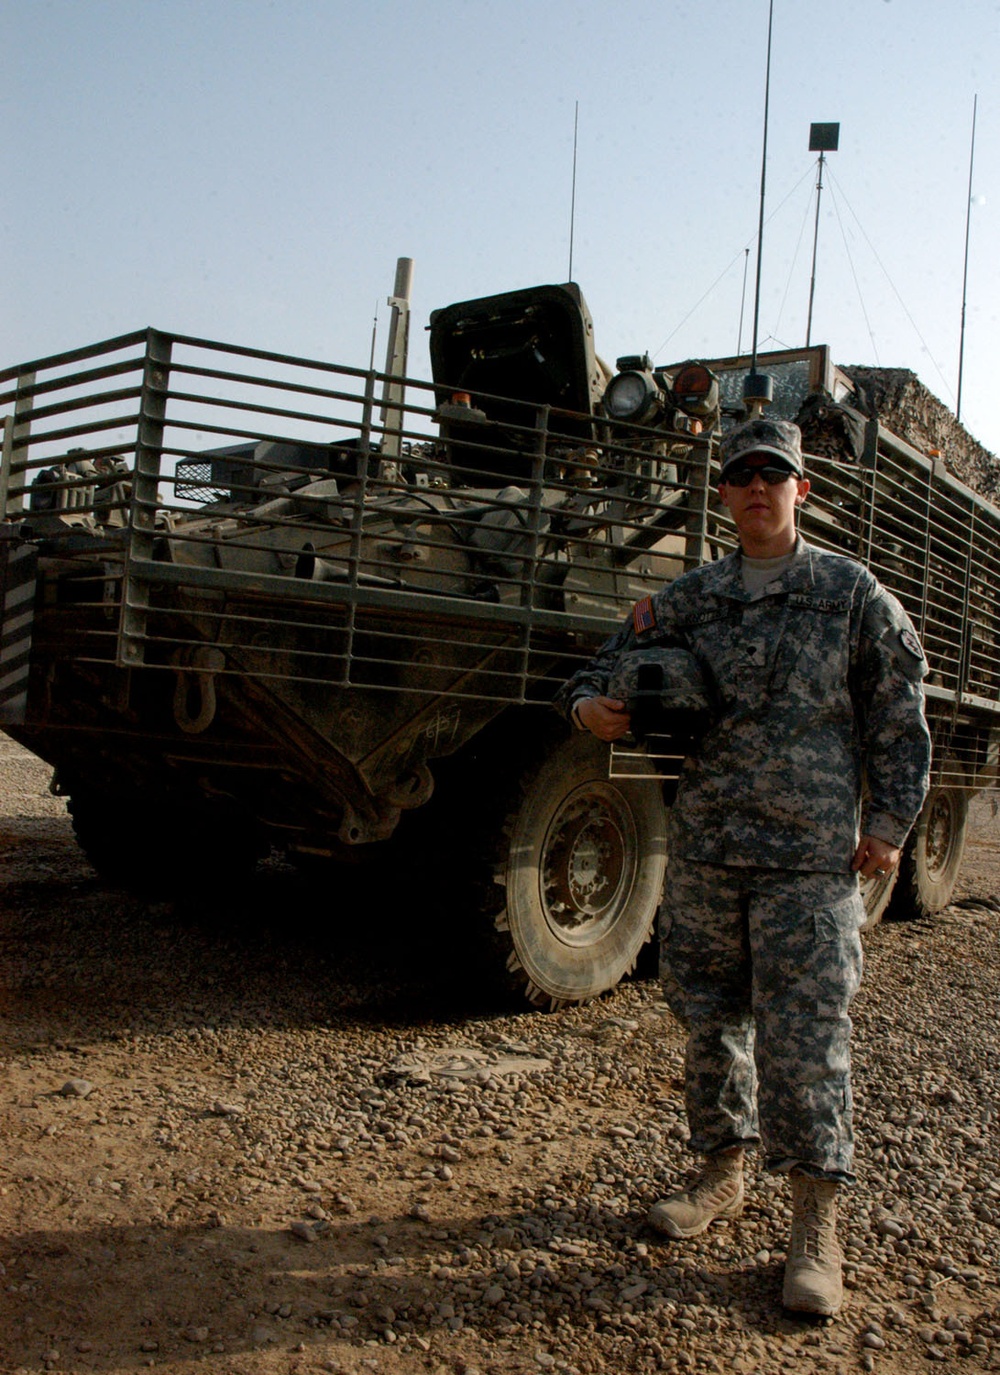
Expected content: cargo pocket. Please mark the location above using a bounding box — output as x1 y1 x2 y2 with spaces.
812 890 864 1011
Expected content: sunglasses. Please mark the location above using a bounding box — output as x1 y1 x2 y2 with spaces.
723 464 797 487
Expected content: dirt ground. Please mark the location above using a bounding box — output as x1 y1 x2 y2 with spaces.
1 737 998 1375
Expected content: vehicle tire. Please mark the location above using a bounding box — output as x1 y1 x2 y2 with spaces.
488 729 667 1009
859 866 899 931
69 789 261 894
886 784 969 920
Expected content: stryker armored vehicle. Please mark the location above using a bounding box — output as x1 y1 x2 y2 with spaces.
2 264 998 1007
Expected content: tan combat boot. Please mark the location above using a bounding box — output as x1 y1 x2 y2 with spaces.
782 1173 843 1316
647 1148 745 1239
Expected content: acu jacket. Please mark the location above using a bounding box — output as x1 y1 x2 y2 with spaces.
558 539 932 873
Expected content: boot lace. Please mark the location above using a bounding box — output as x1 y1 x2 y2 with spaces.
691 1158 740 1206
791 1183 836 1262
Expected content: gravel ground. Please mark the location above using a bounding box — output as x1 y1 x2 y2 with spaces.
1 734 998 1375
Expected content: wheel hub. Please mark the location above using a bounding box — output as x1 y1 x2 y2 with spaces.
540 786 637 945
925 792 955 877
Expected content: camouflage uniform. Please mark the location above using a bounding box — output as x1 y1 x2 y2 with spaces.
557 538 931 1181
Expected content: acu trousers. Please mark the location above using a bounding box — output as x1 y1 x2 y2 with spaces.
659 858 865 1183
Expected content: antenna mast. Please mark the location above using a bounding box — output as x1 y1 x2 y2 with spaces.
744 0 775 415
379 256 413 465
806 122 840 346
957 93 978 422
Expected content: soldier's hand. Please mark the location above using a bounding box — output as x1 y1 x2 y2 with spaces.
576 696 632 741
852 835 902 881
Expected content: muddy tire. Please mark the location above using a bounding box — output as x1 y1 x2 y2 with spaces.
859 866 899 930
886 785 969 920
488 729 667 1009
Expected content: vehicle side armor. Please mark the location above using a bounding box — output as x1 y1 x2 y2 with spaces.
1 273 996 1006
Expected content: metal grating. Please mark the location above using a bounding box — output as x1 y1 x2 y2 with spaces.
2 331 998 790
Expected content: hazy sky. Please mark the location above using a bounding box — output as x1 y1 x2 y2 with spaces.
4 0 999 453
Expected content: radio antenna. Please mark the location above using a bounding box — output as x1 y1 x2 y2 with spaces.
737 247 751 354
369 299 379 371
568 100 579 281
957 93 978 422
744 0 775 414
806 122 840 346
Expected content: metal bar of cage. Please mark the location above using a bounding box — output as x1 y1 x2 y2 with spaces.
4 328 999 744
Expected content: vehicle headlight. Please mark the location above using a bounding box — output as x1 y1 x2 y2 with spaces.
603 369 660 424
670 363 719 418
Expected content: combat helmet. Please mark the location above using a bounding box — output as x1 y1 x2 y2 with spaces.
608 646 714 746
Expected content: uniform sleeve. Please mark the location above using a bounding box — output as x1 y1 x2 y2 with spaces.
855 584 932 845
551 621 638 720
552 590 682 720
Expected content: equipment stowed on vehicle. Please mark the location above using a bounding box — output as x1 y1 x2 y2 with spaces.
1 266 998 1008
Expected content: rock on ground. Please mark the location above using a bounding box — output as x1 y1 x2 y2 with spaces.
1 735 998 1375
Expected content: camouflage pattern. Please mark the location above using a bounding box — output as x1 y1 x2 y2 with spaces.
606 645 712 714
660 858 864 1181
607 645 715 749
719 416 804 477
555 538 931 1182
556 538 932 870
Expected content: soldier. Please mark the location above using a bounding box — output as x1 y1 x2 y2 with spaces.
557 416 931 1315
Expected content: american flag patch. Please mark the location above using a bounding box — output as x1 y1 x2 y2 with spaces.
633 596 656 635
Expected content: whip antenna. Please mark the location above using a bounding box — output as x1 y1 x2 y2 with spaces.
744 0 775 415
568 101 579 281
737 247 750 354
368 300 379 371
957 93 978 422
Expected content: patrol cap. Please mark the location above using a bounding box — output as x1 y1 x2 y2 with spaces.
719 417 804 479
